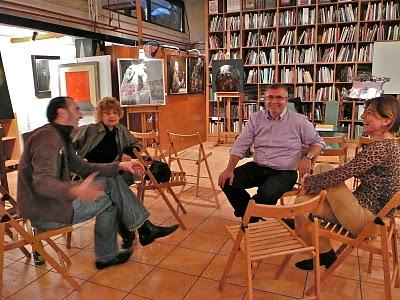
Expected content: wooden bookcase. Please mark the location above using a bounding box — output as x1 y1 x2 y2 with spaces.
205 0 400 140
0 116 21 169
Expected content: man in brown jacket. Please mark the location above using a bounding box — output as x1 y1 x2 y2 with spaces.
17 96 178 269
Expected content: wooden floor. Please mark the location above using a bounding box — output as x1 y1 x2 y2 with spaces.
2 143 399 299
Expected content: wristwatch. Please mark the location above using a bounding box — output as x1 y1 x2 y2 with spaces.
306 153 314 161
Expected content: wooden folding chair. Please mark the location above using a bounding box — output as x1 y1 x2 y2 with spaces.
131 132 187 230
219 191 327 300
306 192 400 299
167 131 219 207
316 136 347 165
0 197 80 293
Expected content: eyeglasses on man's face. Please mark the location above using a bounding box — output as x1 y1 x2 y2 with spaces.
265 95 288 102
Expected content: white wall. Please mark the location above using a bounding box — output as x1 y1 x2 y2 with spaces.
0 35 76 133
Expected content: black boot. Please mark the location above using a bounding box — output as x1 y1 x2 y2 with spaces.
138 220 179 246
118 221 136 249
295 249 337 270
95 249 133 270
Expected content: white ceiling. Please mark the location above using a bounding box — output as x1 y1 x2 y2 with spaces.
0 24 48 38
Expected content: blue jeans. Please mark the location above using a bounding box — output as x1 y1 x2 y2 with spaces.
32 176 150 262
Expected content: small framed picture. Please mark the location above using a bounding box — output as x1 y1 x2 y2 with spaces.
298 0 311 5
31 55 60 98
280 0 294 6
208 0 218 14
243 0 256 10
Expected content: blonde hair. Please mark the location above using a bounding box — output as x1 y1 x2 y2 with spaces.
95 97 124 122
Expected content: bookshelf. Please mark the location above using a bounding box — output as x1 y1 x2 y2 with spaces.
205 0 400 140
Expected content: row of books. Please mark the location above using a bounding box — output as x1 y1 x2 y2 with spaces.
320 27 339 43
298 28 315 44
280 67 295 83
316 86 335 102
317 46 335 63
299 46 314 63
336 45 356 62
279 46 298 64
209 16 240 32
279 10 296 27
337 65 354 82
338 25 356 43
243 12 276 29
260 31 276 46
358 44 373 62
298 7 316 26
260 67 275 84
246 32 259 47
229 33 241 48
317 67 334 83
243 103 258 119
280 29 296 45
246 68 259 83
297 68 313 83
209 122 225 134
296 85 312 102
209 35 221 49
364 1 399 21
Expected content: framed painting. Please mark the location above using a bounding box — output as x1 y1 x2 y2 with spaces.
58 61 99 111
118 58 165 106
243 0 256 10
167 55 187 94
212 59 244 92
187 56 205 94
31 55 60 98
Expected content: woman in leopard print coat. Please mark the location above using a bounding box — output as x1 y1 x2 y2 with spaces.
294 95 400 270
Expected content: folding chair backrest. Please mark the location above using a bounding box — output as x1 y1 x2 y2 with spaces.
167 131 203 154
318 136 347 164
376 192 400 219
244 191 327 223
131 131 166 162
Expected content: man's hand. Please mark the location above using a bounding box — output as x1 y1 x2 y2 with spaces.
218 169 234 188
69 172 104 201
298 173 310 196
297 157 312 179
119 160 145 177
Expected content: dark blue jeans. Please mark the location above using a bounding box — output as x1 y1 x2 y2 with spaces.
222 161 298 217
32 176 150 262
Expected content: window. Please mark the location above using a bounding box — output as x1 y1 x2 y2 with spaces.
101 0 185 32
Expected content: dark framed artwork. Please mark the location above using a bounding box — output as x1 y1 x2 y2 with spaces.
0 52 14 120
187 57 205 94
31 55 60 98
243 0 256 10
212 59 244 92
167 55 187 94
117 59 165 106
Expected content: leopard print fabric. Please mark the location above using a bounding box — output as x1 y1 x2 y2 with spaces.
305 139 400 215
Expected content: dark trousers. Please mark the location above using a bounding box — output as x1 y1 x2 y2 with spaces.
222 161 298 217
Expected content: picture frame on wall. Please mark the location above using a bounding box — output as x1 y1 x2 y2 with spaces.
211 59 244 92
58 61 99 111
297 0 311 5
117 58 165 106
31 55 60 99
208 0 218 14
243 0 256 10
187 56 205 94
167 55 187 94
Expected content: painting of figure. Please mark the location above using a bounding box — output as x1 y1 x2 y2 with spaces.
167 55 187 94
187 57 204 94
118 59 165 106
212 59 244 92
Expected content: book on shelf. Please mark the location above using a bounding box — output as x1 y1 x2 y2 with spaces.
315 124 334 132
208 0 218 14
227 0 240 12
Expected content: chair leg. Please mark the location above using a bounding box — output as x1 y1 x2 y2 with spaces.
66 232 72 249
202 151 220 207
367 252 374 273
158 188 186 230
0 223 4 294
219 232 243 290
392 228 400 288
31 240 80 290
381 226 393 300
196 152 201 197
274 254 292 279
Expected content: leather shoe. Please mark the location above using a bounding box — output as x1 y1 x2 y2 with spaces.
95 249 133 270
121 231 136 249
295 249 337 270
138 220 179 246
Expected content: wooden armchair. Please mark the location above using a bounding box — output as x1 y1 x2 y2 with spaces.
167 131 219 207
316 136 348 165
306 192 400 299
0 192 80 293
131 131 188 230
219 191 327 300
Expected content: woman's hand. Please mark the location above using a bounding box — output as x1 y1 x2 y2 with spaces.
119 160 145 177
298 173 310 196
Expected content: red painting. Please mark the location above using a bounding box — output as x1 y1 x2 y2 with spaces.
65 71 90 103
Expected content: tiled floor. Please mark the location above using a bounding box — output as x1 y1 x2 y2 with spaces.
2 143 399 299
